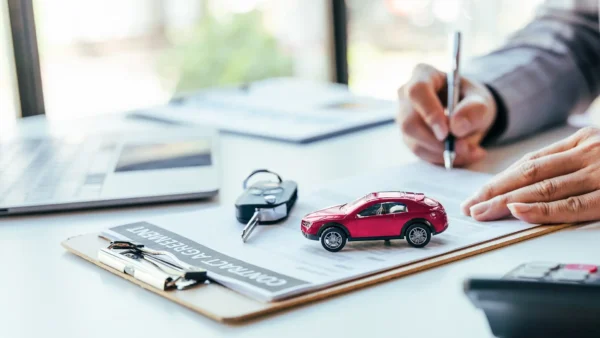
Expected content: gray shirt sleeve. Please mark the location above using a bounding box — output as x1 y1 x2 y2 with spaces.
463 0 600 144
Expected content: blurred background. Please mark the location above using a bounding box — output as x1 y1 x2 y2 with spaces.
0 0 556 125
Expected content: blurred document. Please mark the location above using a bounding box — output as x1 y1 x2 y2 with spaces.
129 78 396 143
103 163 536 302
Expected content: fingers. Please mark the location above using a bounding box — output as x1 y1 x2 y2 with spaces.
404 143 483 166
461 148 584 215
460 126 600 224
449 95 495 138
400 64 448 141
468 170 596 221
452 140 488 166
401 111 486 166
397 65 495 167
399 111 443 153
507 190 600 224
506 131 582 171
402 135 486 166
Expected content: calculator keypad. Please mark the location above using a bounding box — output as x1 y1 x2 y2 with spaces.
507 262 600 284
553 270 589 282
522 261 560 270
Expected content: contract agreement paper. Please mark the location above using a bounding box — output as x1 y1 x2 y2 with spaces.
103 163 536 302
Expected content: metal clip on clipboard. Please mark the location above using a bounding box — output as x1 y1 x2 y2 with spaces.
98 241 208 291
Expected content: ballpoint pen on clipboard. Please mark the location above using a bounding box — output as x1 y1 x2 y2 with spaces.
98 241 209 291
444 31 461 170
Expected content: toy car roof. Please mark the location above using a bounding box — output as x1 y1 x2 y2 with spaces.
367 191 425 201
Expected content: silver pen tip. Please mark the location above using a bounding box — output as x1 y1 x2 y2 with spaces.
443 151 455 170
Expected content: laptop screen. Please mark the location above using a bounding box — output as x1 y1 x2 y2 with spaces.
115 140 212 173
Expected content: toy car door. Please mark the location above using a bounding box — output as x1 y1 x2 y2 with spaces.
386 201 412 233
351 202 397 238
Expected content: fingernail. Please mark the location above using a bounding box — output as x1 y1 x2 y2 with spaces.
507 203 536 223
461 194 480 216
507 203 532 214
470 200 492 217
432 123 447 141
454 117 471 136
460 201 471 216
464 193 480 205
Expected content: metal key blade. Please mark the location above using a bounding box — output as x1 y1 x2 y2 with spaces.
241 209 260 243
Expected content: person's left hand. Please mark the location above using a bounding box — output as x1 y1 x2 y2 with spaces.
461 126 600 224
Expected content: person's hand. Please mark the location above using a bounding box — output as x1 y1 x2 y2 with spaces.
462 127 600 224
397 64 498 166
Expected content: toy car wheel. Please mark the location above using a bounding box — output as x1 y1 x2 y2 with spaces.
405 223 431 248
321 227 347 252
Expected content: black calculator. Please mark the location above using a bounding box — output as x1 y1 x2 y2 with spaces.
465 262 600 337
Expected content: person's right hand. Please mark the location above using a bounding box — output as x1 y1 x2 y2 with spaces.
397 64 498 166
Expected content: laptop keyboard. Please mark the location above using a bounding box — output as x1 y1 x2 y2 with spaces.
0 138 112 205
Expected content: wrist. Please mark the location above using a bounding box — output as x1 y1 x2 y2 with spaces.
481 84 507 146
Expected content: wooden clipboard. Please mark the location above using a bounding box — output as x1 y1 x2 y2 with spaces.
62 224 571 324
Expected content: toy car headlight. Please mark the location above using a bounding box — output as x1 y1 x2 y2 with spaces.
301 220 312 229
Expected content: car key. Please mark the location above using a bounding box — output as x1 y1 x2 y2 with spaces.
241 209 261 242
235 169 298 242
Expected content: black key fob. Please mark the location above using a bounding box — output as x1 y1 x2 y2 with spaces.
235 169 298 224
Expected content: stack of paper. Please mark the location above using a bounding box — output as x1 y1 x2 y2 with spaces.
129 78 396 144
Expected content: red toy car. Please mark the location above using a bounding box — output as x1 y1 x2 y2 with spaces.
301 192 448 252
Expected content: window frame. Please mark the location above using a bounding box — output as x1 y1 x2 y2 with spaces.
5 0 348 119
7 0 45 117
387 202 408 214
356 202 385 218
331 0 348 84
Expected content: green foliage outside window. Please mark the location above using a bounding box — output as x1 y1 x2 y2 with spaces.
159 10 293 93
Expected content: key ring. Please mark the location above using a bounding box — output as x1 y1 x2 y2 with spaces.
242 169 283 190
236 169 297 243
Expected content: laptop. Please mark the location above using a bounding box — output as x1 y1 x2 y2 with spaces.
0 127 220 215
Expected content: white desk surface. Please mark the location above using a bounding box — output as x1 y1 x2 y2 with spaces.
2 115 599 338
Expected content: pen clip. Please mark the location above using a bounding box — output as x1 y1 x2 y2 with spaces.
447 31 462 116
450 31 461 73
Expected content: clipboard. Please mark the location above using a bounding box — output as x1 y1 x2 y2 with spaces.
62 223 571 324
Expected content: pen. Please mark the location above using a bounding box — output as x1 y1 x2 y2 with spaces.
444 31 461 170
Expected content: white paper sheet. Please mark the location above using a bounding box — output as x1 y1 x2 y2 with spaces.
129 78 396 143
103 163 537 302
